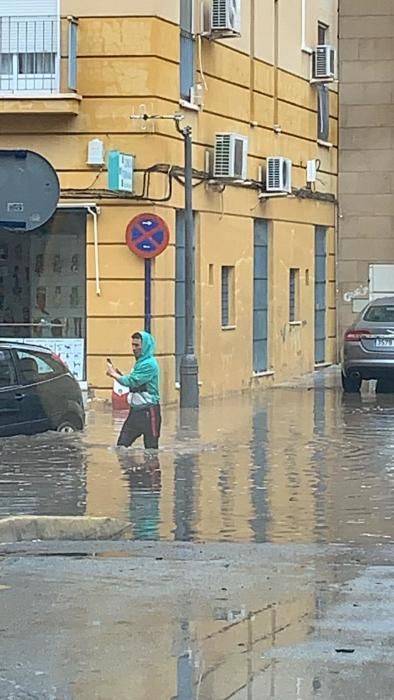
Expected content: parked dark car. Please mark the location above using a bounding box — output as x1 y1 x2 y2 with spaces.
342 296 394 393
0 342 85 438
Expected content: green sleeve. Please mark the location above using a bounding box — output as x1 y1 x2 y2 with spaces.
117 363 153 389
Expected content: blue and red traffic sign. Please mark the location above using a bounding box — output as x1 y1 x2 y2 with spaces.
125 213 170 259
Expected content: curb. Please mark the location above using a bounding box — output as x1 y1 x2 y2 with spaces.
0 516 132 543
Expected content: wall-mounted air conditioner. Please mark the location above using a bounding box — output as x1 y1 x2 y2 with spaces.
213 133 248 180
209 0 241 38
312 45 336 82
266 157 292 194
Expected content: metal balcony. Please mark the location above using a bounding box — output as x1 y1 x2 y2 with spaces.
0 15 80 114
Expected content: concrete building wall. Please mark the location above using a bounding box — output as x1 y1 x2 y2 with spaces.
0 0 338 402
338 0 394 335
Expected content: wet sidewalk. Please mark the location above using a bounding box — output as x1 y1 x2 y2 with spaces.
1 541 394 700
0 367 393 545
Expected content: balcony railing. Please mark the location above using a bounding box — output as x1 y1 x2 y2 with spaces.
0 15 78 95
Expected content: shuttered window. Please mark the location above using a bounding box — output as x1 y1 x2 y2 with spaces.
180 0 195 101
317 85 330 142
315 227 327 363
289 268 300 323
221 266 235 327
253 220 269 373
175 210 196 382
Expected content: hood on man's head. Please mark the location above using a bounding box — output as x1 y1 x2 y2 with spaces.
138 331 156 358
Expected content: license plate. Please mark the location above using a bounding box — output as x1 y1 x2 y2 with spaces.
375 338 394 347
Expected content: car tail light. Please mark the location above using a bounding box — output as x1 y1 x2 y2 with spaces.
344 329 371 342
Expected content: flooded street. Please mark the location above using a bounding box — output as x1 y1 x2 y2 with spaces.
0 369 393 545
1 369 394 699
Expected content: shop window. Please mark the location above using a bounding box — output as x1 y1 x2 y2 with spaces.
180 0 195 102
317 84 329 142
289 268 300 323
221 266 235 328
0 209 86 382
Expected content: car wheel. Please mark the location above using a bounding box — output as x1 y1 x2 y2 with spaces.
57 415 83 434
341 372 361 393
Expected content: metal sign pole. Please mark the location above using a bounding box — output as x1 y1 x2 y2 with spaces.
178 124 199 412
144 258 152 333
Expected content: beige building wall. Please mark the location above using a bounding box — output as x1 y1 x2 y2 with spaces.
0 0 338 401
338 0 394 335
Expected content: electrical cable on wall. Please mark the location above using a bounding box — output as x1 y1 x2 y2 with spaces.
61 162 336 204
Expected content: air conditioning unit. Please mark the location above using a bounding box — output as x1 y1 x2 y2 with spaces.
210 0 241 37
312 45 336 81
214 133 248 179
266 157 292 194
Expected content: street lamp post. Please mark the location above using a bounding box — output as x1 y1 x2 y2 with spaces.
175 120 199 411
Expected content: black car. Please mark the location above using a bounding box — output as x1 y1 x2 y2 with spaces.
0 342 85 438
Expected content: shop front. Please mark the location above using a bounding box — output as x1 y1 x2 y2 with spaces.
0 208 87 383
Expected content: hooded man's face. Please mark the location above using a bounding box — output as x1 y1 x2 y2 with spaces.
132 336 142 359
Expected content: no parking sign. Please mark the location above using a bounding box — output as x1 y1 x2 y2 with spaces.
125 213 170 259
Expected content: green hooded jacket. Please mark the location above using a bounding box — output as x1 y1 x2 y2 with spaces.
117 331 160 408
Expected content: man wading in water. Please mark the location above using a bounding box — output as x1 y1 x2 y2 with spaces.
106 331 161 449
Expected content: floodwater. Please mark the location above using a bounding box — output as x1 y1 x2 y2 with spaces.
1 368 394 545
2 368 394 700
2 541 394 700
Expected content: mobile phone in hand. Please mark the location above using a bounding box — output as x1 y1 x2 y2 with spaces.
107 357 121 375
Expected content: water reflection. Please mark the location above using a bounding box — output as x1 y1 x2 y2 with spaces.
1 370 394 544
173 453 198 541
117 452 161 540
0 432 87 516
249 405 269 542
1 542 354 700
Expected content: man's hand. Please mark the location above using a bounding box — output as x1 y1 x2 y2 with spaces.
106 362 120 380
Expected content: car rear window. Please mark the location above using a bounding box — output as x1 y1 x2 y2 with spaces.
363 305 394 323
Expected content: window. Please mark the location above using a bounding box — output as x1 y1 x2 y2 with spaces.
16 349 62 384
221 266 235 327
364 305 394 323
315 227 326 364
253 220 269 373
0 3 59 92
289 268 300 323
180 0 195 102
0 349 17 387
0 54 12 75
175 210 196 382
18 52 56 75
318 22 328 45
317 84 329 142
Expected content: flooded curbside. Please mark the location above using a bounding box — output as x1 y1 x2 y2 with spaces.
0 516 132 543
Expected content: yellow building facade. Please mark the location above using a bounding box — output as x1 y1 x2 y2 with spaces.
0 0 338 402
